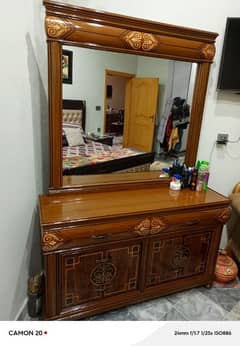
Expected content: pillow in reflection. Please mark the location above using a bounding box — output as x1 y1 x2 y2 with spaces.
63 126 85 146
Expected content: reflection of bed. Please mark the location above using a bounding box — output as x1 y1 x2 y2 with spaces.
62 99 154 175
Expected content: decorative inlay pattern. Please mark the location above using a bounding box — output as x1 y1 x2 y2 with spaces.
151 217 166 234
134 218 151 236
135 217 167 236
218 207 232 223
42 231 64 251
201 44 216 59
172 244 191 267
90 262 117 286
122 31 158 51
46 16 72 38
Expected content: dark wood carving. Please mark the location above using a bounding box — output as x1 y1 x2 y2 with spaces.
90 262 117 286
60 243 141 310
42 0 218 190
146 231 212 287
217 207 232 223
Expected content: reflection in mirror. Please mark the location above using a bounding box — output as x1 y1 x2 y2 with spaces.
62 46 196 176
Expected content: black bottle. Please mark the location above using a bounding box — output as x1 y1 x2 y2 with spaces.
190 168 198 191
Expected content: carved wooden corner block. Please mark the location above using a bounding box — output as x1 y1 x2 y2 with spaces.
134 217 167 236
217 207 232 224
46 16 73 39
42 231 64 251
122 31 158 51
200 43 216 59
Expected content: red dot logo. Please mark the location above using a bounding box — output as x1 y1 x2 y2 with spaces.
44 331 48 335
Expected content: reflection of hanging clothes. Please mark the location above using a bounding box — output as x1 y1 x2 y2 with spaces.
161 113 172 151
161 97 190 152
168 127 179 151
174 122 188 152
171 97 190 128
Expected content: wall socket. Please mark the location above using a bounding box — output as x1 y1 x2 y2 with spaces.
217 133 229 144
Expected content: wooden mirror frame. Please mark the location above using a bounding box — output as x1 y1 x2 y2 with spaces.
43 0 218 192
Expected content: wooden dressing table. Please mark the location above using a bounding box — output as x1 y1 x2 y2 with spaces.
40 1 230 320
40 186 230 320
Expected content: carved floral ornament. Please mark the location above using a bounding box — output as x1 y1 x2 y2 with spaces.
135 217 167 236
46 16 73 39
217 207 232 224
122 31 158 51
42 231 64 251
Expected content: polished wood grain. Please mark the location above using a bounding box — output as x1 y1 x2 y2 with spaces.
145 230 212 286
44 1 217 62
47 41 63 188
42 0 218 190
185 63 211 165
55 171 170 193
40 187 228 226
39 186 229 320
40 1 225 322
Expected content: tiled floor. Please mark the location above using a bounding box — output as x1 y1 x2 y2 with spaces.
85 286 240 321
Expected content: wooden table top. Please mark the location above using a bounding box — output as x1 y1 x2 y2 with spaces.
39 186 229 227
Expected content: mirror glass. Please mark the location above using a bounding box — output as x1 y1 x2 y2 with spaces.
62 45 197 177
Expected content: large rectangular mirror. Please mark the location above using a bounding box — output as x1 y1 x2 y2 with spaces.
62 45 197 178
43 0 217 191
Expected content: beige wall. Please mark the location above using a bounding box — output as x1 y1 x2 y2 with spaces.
0 0 48 320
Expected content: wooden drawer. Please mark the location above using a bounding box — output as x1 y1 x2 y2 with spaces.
41 208 226 253
162 208 223 229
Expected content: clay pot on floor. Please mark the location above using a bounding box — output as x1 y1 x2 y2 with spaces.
215 250 238 283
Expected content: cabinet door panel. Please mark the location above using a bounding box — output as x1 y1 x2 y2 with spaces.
60 250 104 309
59 241 142 311
104 244 141 296
146 230 212 287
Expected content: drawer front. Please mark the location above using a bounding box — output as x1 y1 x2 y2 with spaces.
42 208 226 253
58 240 142 313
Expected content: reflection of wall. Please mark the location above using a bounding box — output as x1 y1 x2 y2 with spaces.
106 75 128 111
63 47 192 147
63 47 137 134
62 47 173 136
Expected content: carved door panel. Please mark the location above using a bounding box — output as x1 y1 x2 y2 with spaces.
60 250 105 309
145 230 212 287
103 244 141 296
59 241 142 311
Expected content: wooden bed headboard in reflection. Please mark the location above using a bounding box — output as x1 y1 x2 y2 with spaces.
62 99 86 131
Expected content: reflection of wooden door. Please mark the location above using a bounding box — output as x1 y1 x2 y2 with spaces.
123 78 159 152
